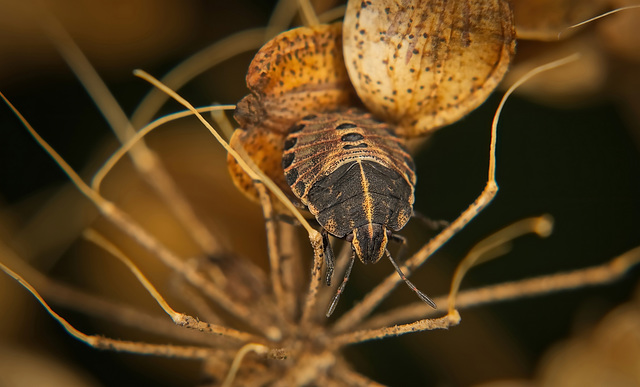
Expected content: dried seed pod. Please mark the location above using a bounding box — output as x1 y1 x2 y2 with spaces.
282 108 415 263
227 125 294 206
343 0 516 137
229 22 358 205
234 22 357 134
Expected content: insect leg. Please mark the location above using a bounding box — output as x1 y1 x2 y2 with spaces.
412 211 450 231
267 212 302 227
326 250 356 318
389 233 409 263
385 248 437 309
322 229 335 286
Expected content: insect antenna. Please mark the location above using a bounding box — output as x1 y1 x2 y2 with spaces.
385 248 437 310
326 249 356 318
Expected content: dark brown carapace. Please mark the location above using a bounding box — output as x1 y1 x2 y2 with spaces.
282 109 414 265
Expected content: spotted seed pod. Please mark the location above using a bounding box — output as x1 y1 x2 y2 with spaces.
228 22 359 205
282 109 415 263
234 22 358 135
342 0 516 137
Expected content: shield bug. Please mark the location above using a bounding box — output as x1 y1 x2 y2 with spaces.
230 0 516 316
281 109 436 315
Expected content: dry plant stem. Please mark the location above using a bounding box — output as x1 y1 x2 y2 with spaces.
276 350 336 387
333 311 461 346
255 182 289 321
83 229 180 317
132 70 319 239
332 54 581 334
296 0 321 26
170 275 224 325
92 106 234 191
210 107 236 141
447 215 553 314
561 5 640 36
129 28 267 129
331 361 385 387
364 246 640 329
278 221 304 318
40 12 138 145
267 0 300 40
102 202 274 340
299 236 326 329
268 0 344 39
133 157 227 255
318 5 347 23
81 337 222 359
222 343 269 387
452 246 640 306
0 92 275 339
42 12 226 258
0 260 222 360
0 241 232 348
82 229 262 343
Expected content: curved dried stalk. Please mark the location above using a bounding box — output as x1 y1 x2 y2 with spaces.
560 5 640 38
0 258 221 360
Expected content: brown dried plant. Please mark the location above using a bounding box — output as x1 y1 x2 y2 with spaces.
0 1 639 386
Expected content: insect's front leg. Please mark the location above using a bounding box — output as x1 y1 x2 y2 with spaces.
321 229 335 286
412 211 450 231
389 233 408 263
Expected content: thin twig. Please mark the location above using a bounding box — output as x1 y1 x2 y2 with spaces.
332 311 461 346
363 245 640 329
255 182 289 322
299 235 326 329
0 241 233 347
278 221 304 319
0 259 224 360
170 275 224 325
83 229 263 343
331 361 386 387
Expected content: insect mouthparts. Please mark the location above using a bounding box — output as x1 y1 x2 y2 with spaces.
352 223 388 265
